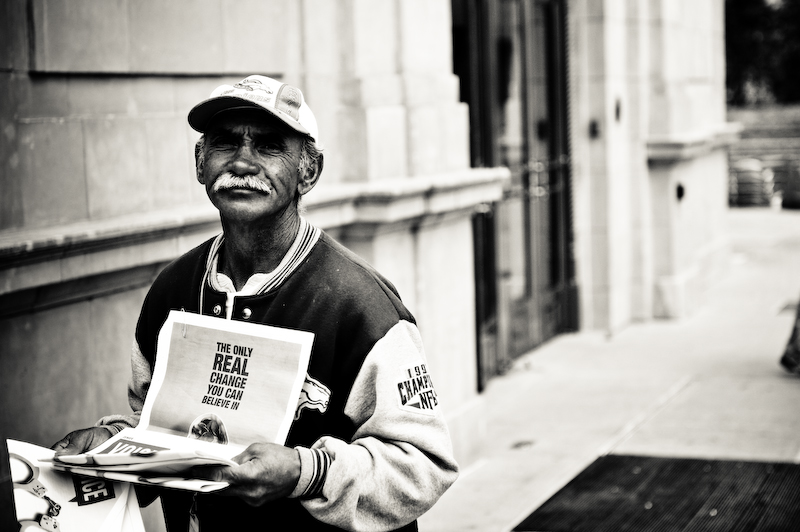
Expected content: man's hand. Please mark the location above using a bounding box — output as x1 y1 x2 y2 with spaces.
51 427 113 456
194 443 301 506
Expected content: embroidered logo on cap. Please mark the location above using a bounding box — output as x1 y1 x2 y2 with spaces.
189 74 321 146
397 363 439 415
233 78 274 94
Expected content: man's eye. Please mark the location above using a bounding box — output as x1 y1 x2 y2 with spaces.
257 139 283 150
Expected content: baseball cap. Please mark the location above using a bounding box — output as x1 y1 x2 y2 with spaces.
188 75 321 147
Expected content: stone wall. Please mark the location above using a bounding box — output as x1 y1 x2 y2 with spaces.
568 0 734 328
0 0 506 469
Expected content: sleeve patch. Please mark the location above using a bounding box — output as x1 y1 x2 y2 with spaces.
295 374 331 421
396 363 439 416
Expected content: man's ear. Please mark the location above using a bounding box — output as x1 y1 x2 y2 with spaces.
298 154 323 196
194 137 205 184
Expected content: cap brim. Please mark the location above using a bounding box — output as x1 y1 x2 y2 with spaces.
188 96 311 137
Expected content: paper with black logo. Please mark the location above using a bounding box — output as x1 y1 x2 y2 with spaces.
53 310 314 492
5 439 144 532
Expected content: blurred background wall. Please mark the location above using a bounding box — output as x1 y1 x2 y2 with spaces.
1 0 735 471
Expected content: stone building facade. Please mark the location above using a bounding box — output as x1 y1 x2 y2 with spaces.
0 0 505 469
0 0 732 476
568 0 734 330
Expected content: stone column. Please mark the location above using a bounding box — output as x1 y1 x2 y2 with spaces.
647 0 732 319
301 0 498 466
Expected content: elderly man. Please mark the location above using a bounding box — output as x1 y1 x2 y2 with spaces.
53 75 458 531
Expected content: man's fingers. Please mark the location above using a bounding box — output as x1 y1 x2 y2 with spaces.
234 445 258 462
51 427 112 456
233 442 274 464
190 445 299 506
51 432 84 455
191 464 234 483
51 435 73 452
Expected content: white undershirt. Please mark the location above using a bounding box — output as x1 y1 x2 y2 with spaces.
209 218 312 319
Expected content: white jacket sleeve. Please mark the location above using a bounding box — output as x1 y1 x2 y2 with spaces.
96 340 149 434
290 321 459 531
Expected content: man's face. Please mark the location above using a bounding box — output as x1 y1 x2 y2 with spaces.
199 109 311 225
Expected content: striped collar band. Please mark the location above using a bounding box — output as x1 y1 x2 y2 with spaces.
204 217 321 296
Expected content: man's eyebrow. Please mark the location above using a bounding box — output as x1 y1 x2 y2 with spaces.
252 132 288 145
207 129 238 141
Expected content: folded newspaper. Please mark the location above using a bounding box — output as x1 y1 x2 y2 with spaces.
4 439 144 532
51 310 314 492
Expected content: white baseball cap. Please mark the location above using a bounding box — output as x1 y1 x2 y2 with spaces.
188 75 321 147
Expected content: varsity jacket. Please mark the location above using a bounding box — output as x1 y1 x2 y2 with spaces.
98 219 459 531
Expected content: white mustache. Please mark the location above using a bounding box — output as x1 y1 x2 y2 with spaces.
212 173 272 194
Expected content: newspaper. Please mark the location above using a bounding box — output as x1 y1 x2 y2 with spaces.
4 439 144 532
52 310 315 492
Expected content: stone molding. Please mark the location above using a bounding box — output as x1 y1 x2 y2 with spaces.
647 122 744 164
0 168 510 299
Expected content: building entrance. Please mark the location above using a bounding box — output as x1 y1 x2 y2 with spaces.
453 0 577 389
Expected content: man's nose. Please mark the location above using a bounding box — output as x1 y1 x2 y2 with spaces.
231 143 259 175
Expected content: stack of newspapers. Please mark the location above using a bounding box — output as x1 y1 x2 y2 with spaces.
5 439 148 532
52 310 314 493
49 428 239 492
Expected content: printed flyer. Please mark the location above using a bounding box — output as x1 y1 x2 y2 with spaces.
4 439 144 532
52 310 314 491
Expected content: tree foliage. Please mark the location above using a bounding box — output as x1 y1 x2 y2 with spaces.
726 0 800 105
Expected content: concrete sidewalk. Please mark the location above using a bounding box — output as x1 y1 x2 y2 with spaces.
420 207 800 532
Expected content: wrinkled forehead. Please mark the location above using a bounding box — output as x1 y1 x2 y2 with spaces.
205 107 305 142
